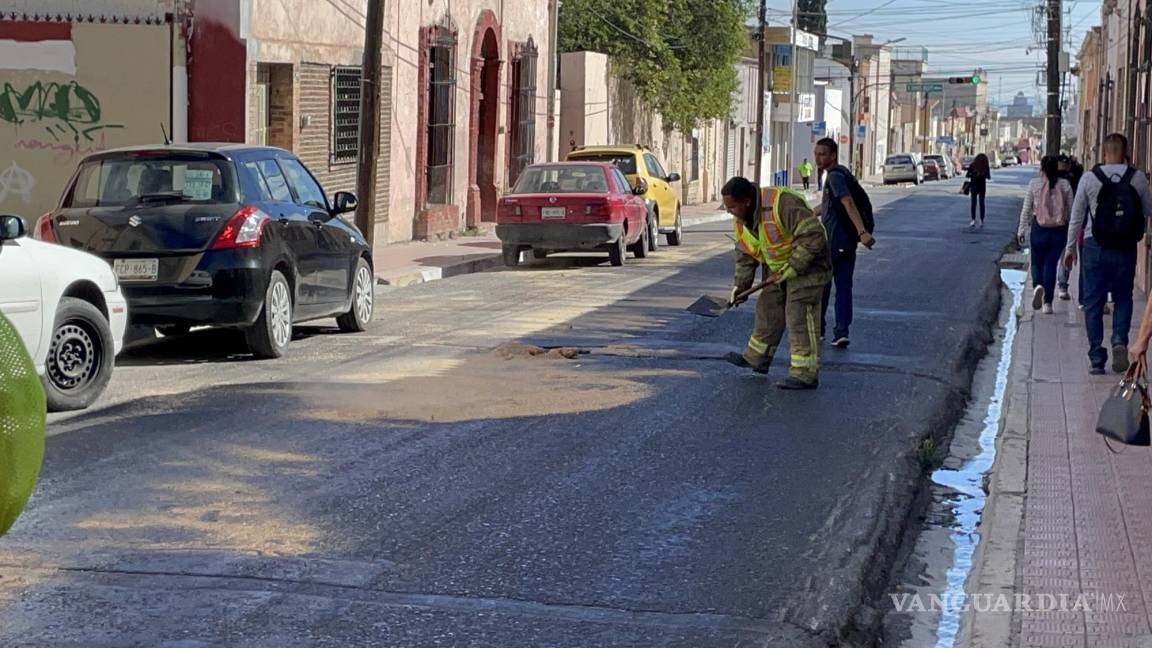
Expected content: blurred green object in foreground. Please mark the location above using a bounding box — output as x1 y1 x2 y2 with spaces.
0 312 45 537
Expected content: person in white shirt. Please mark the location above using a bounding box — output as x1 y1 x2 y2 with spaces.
1064 133 1152 374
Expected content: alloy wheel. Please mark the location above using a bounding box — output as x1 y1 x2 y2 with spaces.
270 280 292 348
354 264 374 324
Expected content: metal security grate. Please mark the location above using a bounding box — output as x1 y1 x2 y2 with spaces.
332 65 362 163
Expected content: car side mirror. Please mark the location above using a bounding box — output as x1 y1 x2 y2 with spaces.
632 179 649 195
666 172 681 183
332 191 358 215
0 215 26 241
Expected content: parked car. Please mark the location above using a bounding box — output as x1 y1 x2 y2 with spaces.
923 154 952 179
0 213 127 411
923 159 943 180
1002 155 1019 166
883 154 923 185
496 162 650 267
565 144 682 247
960 156 975 171
34 145 374 359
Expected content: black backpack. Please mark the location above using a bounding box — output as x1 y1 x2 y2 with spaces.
1091 166 1145 248
827 166 874 234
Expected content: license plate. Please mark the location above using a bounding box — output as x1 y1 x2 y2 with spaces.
113 258 159 282
541 207 567 219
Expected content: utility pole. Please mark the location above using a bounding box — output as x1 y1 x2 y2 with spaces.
786 0 799 186
754 0 767 185
355 0 386 248
1045 0 1062 154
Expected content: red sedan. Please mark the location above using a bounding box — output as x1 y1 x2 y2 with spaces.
496 162 652 267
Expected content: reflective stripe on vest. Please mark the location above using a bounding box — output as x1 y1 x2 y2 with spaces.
733 186 805 273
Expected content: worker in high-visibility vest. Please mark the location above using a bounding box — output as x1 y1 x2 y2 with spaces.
722 176 832 390
0 313 46 537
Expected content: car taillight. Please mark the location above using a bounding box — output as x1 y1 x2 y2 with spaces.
584 202 611 218
33 213 55 242
211 206 269 249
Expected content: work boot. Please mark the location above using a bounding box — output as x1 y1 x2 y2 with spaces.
1113 345 1130 374
777 376 819 390
724 352 768 375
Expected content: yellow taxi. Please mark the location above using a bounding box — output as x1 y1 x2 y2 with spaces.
565 145 683 247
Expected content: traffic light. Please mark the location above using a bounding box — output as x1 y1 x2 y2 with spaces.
948 75 983 85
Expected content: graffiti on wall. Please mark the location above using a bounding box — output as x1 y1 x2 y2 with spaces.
0 80 123 143
0 162 35 205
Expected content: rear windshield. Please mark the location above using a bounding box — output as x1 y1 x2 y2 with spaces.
566 153 638 175
66 154 236 208
886 156 913 165
511 165 610 194
924 155 943 162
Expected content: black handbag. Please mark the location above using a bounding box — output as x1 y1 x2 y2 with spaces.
961 181 972 195
1096 365 1151 449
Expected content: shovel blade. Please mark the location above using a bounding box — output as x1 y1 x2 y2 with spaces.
687 295 730 318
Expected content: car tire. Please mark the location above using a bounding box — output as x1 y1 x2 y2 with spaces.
156 325 191 337
647 209 659 252
502 245 521 268
532 249 549 260
665 208 683 246
336 257 374 333
631 219 650 259
608 236 626 267
245 270 293 359
42 297 114 412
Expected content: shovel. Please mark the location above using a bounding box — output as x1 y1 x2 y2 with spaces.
686 278 776 318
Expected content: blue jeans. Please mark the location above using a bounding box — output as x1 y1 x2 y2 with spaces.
1081 238 1137 367
1030 224 1068 305
821 247 857 339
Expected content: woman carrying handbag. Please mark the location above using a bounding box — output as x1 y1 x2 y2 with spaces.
1018 156 1074 314
965 154 992 228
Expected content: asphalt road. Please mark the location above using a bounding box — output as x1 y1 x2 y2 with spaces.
1 169 1032 647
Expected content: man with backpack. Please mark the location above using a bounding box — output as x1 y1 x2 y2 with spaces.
814 137 875 349
1064 133 1152 374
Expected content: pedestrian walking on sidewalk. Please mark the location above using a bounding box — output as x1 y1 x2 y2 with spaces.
966 154 992 228
722 177 832 390
1065 133 1152 375
1056 157 1086 301
799 158 814 191
1019 156 1073 315
814 137 875 350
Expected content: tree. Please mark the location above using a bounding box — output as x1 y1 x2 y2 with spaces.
558 0 752 132
797 0 827 39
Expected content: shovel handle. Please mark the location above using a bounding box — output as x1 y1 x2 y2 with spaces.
731 279 776 306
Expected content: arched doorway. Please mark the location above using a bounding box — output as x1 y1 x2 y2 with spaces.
468 12 502 226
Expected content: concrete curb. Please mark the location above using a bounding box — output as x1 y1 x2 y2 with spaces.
375 211 734 287
956 307 1030 648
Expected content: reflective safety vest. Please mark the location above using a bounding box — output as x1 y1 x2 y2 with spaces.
734 186 807 273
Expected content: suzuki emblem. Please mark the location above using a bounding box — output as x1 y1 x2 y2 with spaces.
549 197 557 204
128 215 142 227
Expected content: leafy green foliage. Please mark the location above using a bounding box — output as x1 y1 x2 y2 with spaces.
797 0 827 39
558 0 752 132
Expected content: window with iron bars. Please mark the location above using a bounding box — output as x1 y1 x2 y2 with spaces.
426 33 457 206
508 40 538 186
332 65 362 163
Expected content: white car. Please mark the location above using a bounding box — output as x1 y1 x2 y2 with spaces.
883 154 923 185
0 214 127 411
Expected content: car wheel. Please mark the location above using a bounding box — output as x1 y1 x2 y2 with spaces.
665 208 683 246
502 245 521 268
42 297 114 412
245 270 293 359
631 218 650 259
532 249 549 260
608 235 626 266
156 325 191 337
337 258 374 333
647 209 659 252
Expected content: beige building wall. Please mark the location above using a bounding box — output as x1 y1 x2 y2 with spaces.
385 0 554 242
0 21 171 221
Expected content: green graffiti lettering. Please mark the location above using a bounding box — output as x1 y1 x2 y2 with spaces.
0 81 121 142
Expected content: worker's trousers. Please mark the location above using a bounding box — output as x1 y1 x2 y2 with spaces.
741 280 826 383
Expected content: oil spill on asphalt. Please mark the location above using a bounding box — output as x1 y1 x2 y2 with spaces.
884 268 1026 648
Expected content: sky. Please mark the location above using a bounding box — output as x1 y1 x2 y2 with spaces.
764 0 1102 110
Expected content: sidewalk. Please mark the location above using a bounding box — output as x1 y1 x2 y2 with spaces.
967 269 1152 647
372 201 733 286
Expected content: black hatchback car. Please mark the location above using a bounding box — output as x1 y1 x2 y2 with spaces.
34 144 375 358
